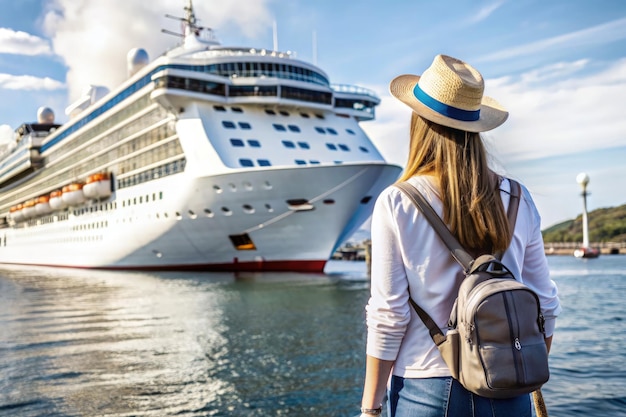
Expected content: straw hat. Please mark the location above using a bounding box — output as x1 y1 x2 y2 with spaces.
389 54 508 132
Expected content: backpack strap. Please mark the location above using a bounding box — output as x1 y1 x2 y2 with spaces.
395 178 521 267
493 178 521 261
394 182 473 271
394 178 522 342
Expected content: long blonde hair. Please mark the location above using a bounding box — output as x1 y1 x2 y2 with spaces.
398 114 512 254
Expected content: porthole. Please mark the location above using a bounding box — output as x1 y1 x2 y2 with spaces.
263 181 272 190
323 199 335 205
188 210 197 219
221 207 233 216
213 185 223 193
243 182 253 190
176 212 182 220
204 208 214 218
242 204 255 214
229 183 237 191
265 204 274 213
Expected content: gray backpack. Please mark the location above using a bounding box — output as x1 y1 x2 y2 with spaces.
396 180 549 399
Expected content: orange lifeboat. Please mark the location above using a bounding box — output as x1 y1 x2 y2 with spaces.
22 199 37 219
61 183 86 206
83 172 112 199
9 203 25 223
35 195 52 215
49 189 66 211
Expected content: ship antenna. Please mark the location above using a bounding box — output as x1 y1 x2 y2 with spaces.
312 30 318 65
273 20 278 51
162 0 212 40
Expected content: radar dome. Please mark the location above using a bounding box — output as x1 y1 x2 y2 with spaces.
127 48 150 77
37 107 55 124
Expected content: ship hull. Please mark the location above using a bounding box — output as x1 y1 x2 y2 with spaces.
0 163 400 271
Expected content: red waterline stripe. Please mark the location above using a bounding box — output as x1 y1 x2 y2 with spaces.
1 259 328 273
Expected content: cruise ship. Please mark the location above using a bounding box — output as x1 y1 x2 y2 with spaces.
0 2 401 272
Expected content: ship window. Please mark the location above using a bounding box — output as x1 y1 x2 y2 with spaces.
346 129 356 135
242 204 255 214
286 199 314 211
230 138 245 147
338 144 350 151
326 143 337 150
359 146 369 153
300 112 310 118
287 125 301 133
238 122 252 129
204 208 214 218
222 121 236 129
214 105 226 112
273 123 286 131
323 199 335 204
295 160 306 165
239 159 254 167
315 127 326 134
315 113 325 119
221 207 233 216
229 233 256 250
265 203 273 212
265 109 276 115
297 142 310 149
310 160 320 164
361 196 373 204
257 159 271 166
232 107 243 113
247 139 261 147
282 140 295 148
279 110 290 116
327 128 338 135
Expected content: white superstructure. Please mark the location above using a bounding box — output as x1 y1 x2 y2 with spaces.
0 2 401 272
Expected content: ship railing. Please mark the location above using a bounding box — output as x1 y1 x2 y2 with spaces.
203 47 295 60
331 84 379 100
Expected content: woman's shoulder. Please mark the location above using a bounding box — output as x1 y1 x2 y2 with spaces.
500 177 542 224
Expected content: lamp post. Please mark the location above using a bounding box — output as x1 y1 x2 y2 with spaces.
574 173 599 258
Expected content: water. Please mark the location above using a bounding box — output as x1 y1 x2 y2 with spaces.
0 257 624 416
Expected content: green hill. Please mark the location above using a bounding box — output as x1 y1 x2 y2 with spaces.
542 204 626 243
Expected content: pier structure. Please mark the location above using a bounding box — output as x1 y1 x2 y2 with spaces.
574 173 600 258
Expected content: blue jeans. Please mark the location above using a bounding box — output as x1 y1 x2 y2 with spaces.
388 376 532 417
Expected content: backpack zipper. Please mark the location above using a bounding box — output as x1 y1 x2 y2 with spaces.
503 292 523 384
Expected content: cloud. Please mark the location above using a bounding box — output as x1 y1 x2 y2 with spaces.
364 57 626 169
0 124 14 145
0 28 52 55
42 0 273 102
0 73 65 90
489 57 626 162
477 16 626 63
467 1 506 25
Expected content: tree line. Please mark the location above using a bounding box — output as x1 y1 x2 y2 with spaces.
542 204 626 243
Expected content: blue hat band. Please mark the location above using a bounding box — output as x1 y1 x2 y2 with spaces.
413 84 480 122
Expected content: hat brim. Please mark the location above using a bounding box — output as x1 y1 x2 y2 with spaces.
389 74 508 133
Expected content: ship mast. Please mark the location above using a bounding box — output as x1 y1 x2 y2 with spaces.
163 0 219 48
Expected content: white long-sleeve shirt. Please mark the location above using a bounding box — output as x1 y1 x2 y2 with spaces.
365 175 562 378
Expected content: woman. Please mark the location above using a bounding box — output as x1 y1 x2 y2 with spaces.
359 55 561 417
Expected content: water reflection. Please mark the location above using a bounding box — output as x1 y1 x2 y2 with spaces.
0 264 370 416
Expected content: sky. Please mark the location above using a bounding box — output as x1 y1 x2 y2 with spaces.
1 0 625 231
